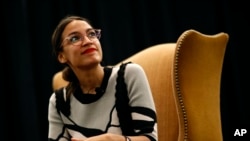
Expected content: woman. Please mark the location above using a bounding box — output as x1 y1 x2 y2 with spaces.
48 15 158 141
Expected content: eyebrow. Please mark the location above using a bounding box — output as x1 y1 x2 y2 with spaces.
67 28 94 36
67 32 79 37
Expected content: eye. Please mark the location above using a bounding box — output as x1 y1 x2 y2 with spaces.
68 34 81 43
88 30 98 38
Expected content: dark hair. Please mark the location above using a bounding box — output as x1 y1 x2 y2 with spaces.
51 15 93 96
52 15 92 58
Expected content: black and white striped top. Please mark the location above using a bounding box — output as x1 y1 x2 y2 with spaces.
48 63 158 141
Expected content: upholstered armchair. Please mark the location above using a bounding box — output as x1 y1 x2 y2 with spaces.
52 29 229 141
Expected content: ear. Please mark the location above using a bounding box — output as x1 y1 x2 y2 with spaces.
58 53 67 63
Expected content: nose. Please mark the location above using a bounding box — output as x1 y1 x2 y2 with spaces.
81 35 93 46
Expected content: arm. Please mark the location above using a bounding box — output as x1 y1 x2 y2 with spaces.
124 63 158 141
71 133 150 141
48 93 70 141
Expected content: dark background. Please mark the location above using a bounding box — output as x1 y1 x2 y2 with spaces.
0 0 249 141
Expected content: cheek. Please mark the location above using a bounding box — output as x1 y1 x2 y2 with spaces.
97 45 103 59
67 49 80 60
62 47 79 61
96 42 102 53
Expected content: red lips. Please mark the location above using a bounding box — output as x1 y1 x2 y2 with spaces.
82 48 97 54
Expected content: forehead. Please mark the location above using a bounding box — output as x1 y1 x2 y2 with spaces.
62 20 93 37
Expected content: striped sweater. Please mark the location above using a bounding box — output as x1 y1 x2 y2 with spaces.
48 63 158 141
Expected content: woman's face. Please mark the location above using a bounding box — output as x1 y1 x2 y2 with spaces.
58 20 103 69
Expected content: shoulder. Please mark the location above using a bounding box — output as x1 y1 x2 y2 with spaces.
117 62 146 78
49 92 56 106
125 62 144 73
49 87 66 104
113 62 145 76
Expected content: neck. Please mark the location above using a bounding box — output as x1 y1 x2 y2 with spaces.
77 65 104 94
80 85 97 94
